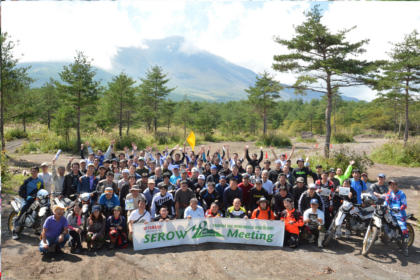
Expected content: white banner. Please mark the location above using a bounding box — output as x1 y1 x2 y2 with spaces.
133 218 284 251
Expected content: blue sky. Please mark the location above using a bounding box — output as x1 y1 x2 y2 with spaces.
2 1 420 101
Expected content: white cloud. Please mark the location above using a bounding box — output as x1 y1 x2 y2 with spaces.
3 1 420 101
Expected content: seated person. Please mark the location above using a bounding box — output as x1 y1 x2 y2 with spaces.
86 205 106 250
199 182 220 211
128 199 151 242
280 198 303 249
226 198 248 219
154 205 173 222
107 206 127 249
125 185 146 218
302 199 326 248
98 187 120 218
39 205 70 254
205 202 223 218
251 197 274 221
184 198 205 219
67 202 84 254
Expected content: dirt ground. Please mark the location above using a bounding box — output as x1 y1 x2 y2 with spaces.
1 136 420 280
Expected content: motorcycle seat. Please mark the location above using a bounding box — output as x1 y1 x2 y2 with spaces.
359 207 374 217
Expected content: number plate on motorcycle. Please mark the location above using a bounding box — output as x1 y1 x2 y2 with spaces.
339 187 350 196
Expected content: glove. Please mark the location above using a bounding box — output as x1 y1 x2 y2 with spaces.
27 196 33 201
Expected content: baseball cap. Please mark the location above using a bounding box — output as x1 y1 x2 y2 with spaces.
296 177 304 183
104 187 114 193
87 163 95 168
361 173 367 177
192 168 198 172
388 180 397 185
198 175 205 180
243 173 250 178
92 205 101 213
181 169 188 174
296 158 304 164
122 168 130 174
211 165 218 170
220 175 226 180
148 179 156 184
173 165 179 169
275 160 282 164
256 179 262 184
80 159 86 164
310 198 319 205
41 162 49 167
308 183 316 189
138 157 145 161
378 173 386 178
99 165 106 170
329 168 336 173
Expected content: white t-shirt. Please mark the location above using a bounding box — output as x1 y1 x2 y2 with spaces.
118 178 129 190
129 209 151 224
38 172 53 193
262 179 274 195
303 208 325 226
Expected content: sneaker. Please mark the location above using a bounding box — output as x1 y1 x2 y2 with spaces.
308 235 315 244
345 230 351 239
12 233 19 240
374 239 384 246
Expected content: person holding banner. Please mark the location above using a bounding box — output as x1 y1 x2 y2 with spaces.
150 184 175 219
205 202 223 218
107 206 127 249
280 198 303 249
226 198 248 219
174 180 195 219
154 205 173 221
128 199 151 242
251 197 274 220
184 198 205 219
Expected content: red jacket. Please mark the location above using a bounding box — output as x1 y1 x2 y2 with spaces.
238 182 254 204
280 208 303 235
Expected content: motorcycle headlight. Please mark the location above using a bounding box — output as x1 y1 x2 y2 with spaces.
377 209 383 215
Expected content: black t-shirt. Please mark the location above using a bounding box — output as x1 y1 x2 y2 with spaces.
292 167 315 185
249 187 270 212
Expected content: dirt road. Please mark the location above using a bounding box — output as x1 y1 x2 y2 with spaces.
1 136 419 280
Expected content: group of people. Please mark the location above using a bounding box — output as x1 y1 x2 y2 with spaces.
12 140 410 256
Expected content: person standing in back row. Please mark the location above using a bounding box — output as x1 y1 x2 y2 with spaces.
245 146 263 172
292 158 316 185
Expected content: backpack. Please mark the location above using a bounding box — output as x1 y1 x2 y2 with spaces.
256 208 271 220
281 209 302 222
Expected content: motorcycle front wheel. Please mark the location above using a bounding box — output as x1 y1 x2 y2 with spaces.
362 227 378 256
324 224 337 247
8 211 23 235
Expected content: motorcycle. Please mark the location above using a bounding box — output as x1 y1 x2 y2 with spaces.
362 193 417 257
324 192 374 246
75 190 101 229
53 192 73 218
8 189 52 236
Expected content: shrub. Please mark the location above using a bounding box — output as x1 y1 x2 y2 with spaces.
255 133 292 148
4 128 29 141
371 139 420 167
1 151 11 183
331 132 354 143
303 147 374 174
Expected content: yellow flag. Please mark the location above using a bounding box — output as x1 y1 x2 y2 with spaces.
186 131 196 151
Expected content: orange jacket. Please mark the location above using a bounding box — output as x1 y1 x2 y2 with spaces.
280 208 304 235
251 206 274 220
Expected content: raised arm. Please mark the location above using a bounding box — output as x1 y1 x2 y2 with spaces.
245 146 252 163
258 147 263 163
80 144 85 159
270 146 278 160
288 146 296 160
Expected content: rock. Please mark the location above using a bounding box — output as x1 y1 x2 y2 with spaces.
301 131 313 139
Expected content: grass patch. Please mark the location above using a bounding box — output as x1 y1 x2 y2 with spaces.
303 146 374 174
255 133 292 148
371 139 420 167
4 128 29 141
296 136 317 143
331 132 355 144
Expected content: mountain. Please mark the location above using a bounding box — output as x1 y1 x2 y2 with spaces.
19 36 358 102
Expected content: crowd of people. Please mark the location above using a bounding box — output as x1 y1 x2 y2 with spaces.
12 140 410 256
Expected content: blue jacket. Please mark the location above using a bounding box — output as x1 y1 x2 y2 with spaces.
77 174 99 199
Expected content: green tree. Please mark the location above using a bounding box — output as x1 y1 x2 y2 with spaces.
1 32 34 150
161 99 176 132
245 70 283 136
140 65 176 134
52 104 76 145
174 94 192 138
272 5 375 157
40 78 60 129
372 30 420 146
55 51 101 149
104 71 138 136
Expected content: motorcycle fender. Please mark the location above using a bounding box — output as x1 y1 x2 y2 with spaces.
82 204 89 214
10 200 20 212
38 206 48 217
335 211 346 226
363 225 371 244
373 216 382 228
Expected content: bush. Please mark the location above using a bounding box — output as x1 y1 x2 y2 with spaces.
4 128 29 141
331 132 354 143
1 151 11 183
371 139 420 167
303 147 374 174
255 133 292 148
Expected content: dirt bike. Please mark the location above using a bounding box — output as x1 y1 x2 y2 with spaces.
324 193 374 246
74 190 101 229
8 189 52 237
362 193 417 257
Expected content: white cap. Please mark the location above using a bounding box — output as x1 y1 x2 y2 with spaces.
41 162 49 167
122 168 130 174
308 183 316 189
80 159 86 163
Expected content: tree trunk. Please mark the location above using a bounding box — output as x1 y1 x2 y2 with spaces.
404 88 409 147
394 99 397 134
263 114 267 136
47 110 51 130
127 112 130 135
0 87 5 151
77 92 81 150
184 123 186 139
119 92 123 137
324 76 332 158
333 99 336 133
23 113 26 132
